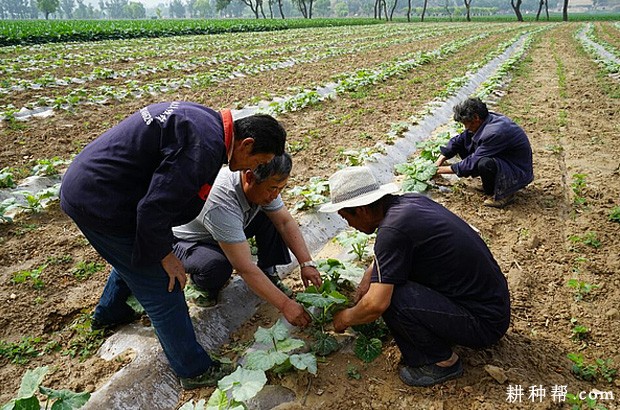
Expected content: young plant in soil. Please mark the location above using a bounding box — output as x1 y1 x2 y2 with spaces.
0 167 16 189
351 318 390 363
1 366 90 410
200 366 267 410
415 132 451 162
243 319 317 376
567 279 598 302
567 353 617 383
395 157 438 193
608 206 620 223
287 177 330 212
296 277 348 356
334 230 375 262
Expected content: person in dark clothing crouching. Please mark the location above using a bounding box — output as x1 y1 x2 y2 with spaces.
435 97 533 208
321 166 511 387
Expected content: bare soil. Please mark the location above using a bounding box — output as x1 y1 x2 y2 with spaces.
1 22 619 409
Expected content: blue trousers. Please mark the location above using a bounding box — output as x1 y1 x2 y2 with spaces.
77 225 213 378
382 281 507 367
173 211 291 294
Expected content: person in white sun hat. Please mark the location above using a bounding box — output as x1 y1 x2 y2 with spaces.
320 166 510 387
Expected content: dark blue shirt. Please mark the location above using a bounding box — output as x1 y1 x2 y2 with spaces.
372 194 510 327
61 102 229 266
440 112 533 199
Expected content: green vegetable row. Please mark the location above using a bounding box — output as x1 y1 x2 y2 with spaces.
0 18 381 47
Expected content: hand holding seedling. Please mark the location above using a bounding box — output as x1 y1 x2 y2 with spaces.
301 266 322 288
161 251 187 292
281 299 311 328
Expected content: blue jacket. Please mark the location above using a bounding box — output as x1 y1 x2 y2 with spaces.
61 102 233 266
440 112 533 199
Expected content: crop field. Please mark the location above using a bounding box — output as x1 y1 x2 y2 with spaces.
1 20 619 409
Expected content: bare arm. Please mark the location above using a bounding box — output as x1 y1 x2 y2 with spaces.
333 282 394 332
219 241 311 327
267 208 322 288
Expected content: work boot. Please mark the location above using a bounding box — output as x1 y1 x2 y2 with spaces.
179 361 235 390
483 193 515 208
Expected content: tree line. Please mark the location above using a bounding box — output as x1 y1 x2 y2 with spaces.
0 0 605 22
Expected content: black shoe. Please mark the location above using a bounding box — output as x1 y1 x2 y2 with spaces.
399 359 463 387
179 362 235 390
91 312 141 331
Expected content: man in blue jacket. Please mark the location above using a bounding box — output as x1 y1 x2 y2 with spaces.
435 97 533 208
60 101 286 389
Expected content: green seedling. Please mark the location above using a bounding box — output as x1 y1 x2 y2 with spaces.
346 364 362 380
415 132 451 162
203 366 267 410
316 258 362 292
395 157 437 193
0 198 17 223
71 261 106 281
352 319 390 363
287 137 310 154
17 185 60 214
567 279 598 301
544 144 564 155
288 177 330 212
334 230 375 262
243 319 317 375
339 146 385 167
296 274 348 356
568 353 617 383
1 366 90 410
0 167 16 188
0 336 43 364
31 157 68 177
570 318 590 342
571 173 587 206
609 206 620 223
569 232 601 249
63 310 106 361
566 392 608 410
12 264 47 290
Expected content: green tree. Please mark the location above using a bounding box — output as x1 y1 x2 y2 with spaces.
37 0 59 18
124 0 145 17
59 0 74 16
314 0 331 15
193 0 212 16
333 0 348 15
169 0 185 17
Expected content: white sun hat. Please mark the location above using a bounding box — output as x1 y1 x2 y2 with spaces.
319 166 400 213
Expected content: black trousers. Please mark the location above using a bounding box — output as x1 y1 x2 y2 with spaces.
173 211 291 294
477 157 498 195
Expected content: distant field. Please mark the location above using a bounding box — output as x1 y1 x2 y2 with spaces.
1 14 619 46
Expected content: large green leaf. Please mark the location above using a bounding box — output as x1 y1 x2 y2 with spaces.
312 333 339 356
289 353 318 375
206 389 228 410
17 367 48 399
244 350 288 371
296 292 347 308
11 397 39 410
354 335 382 363
38 387 90 410
218 367 267 402
274 338 305 353
253 319 289 345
